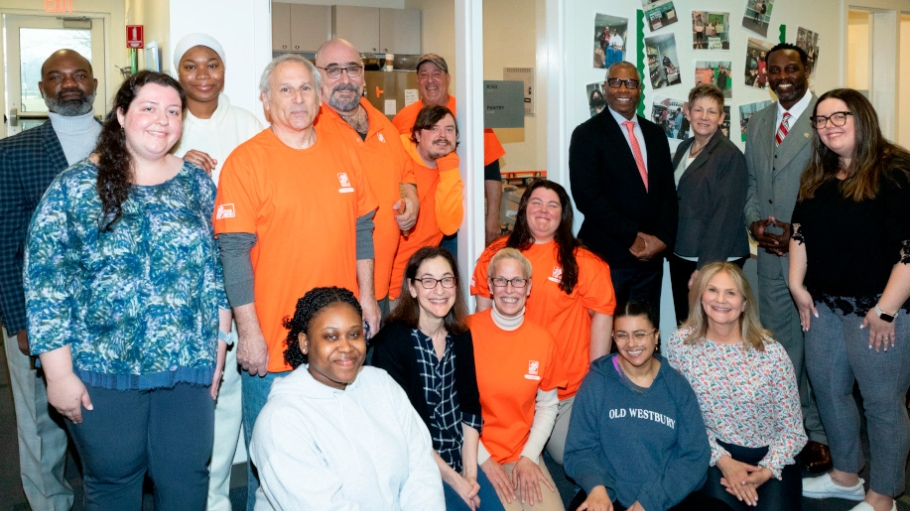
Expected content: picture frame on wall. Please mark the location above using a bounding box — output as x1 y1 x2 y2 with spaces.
146 41 160 72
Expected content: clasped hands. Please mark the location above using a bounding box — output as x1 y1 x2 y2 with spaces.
749 217 790 256
716 456 773 507
629 232 666 262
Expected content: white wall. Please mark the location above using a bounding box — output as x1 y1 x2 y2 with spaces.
847 10 871 92
125 0 170 74
284 0 404 6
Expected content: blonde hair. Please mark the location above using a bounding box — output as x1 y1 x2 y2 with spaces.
488 247 532 280
682 262 770 352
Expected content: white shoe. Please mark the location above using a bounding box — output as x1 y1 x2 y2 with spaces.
847 502 897 511
802 473 865 501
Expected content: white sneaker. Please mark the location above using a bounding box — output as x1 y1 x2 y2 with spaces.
802 473 865 501
847 502 897 511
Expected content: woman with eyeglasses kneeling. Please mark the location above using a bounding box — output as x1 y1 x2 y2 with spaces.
790 89 910 511
371 247 504 511
564 301 722 511
666 263 806 511
468 248 568 511
249 287 444 510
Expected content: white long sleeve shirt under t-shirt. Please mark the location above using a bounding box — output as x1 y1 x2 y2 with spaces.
250 365 444 511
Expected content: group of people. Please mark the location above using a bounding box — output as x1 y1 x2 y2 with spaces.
0 31 907 511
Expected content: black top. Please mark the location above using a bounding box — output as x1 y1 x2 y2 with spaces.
569 110 679 268
792 170 910 305
369 320 483 450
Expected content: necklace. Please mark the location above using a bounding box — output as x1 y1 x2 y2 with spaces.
689 141 707 158
341 105 368 134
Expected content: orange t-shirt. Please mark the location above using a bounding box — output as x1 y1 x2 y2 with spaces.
214 128 378 373
387 134 464 299
315 99 416 300
391 96 506 167
467 309 567 464
470 238 616 399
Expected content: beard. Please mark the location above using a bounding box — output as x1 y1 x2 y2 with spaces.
327 83 361 113
43 88 95 116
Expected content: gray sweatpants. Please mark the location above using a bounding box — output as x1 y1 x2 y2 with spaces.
805 299 910 496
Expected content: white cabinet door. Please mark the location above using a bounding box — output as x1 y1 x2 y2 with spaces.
379 9 421 55
333 6 380 53
271 2 291 52
290 4 331 53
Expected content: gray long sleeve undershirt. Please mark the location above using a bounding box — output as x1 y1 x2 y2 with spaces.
217 213 375 308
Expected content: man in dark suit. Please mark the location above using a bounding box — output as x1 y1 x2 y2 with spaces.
0 49 99 510
570 61 678 322
743 43 830 472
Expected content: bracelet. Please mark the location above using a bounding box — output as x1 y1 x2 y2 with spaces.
218 330 231 343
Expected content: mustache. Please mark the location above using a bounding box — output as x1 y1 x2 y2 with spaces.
331 83 360 94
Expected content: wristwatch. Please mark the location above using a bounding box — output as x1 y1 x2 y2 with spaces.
874 305 895 323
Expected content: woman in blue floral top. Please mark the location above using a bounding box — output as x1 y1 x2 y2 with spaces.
24 71 231 510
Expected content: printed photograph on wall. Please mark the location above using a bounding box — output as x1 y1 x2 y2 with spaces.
796 27 820 72
642 0 679 32
586 82 607 118
695 61 733 98
743 37 774 89
739 100 773 141
742 0 775 38
593 14 629 69
652 96 688 140
645 33 682 89
692 11 730 50
718 106 732 139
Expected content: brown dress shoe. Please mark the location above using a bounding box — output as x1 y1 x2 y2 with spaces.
800 440 833 473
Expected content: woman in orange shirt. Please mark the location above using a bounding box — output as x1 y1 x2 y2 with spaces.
471 181 615 465
468 248 567 511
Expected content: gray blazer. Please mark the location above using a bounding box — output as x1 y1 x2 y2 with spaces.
672 130 750 268
743 95 818 280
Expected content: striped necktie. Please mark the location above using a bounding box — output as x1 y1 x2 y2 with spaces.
775 112 791 146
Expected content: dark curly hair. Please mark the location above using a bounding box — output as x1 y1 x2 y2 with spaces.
95 71 186 231
409 104 459 147
507 179 582 294
386 246 468 335
283 287 362 369
765 42 809 69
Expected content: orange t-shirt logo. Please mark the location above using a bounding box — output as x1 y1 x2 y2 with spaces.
525 360 541 380
548 266 563 283
337 173 354 193
216 203 236 219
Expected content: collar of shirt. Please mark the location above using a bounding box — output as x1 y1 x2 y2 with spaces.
776 91 812 127
607 106 649 171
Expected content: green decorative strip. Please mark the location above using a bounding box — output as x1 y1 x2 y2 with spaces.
779 24 786 44
637 9 646 118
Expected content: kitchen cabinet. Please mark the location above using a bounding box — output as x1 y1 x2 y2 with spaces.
272 3 331 52
332 6 421 54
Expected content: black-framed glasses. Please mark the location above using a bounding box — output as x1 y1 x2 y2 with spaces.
412 277 457 289
606 78 640 89
809 111 853 130
614 329 657 342
316 65 364 79
490 277 529 288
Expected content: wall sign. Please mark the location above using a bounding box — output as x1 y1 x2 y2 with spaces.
127 25 144 49
483 81 525 129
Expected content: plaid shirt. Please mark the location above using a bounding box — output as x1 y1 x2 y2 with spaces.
0 122 69 334
412 329 483 472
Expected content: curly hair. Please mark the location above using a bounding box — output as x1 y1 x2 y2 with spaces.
765 42 809 68
283 287 362 369
95 71 186 232
507 180 582 294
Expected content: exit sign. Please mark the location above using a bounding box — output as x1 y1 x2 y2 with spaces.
127 25 144 49
45 0 72 13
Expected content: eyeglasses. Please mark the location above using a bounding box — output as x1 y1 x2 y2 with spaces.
316 65 363 79
809 111 853 130
614 329 657 342
490 277 529 288
606 78 640 89
412 277 457 289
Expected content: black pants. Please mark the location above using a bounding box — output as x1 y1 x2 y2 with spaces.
699 441 802 511
609 260 663 325
669 255 746 326
568 490 733 511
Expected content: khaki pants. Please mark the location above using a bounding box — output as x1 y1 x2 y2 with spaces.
499 457 565 511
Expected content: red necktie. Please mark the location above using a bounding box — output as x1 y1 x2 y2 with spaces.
775 112 791 146
623 121 648 192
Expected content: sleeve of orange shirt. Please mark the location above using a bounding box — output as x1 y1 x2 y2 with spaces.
540 331 569 393
483 130 506 167
213 148 260 235
345 144 380 220
469 237 507 297
576 249 618 316
433 152 464 236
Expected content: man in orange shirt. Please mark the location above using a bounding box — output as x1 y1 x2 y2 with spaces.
392 53 506 246
213 54 377 509
389 105 464 302
314 38 419 314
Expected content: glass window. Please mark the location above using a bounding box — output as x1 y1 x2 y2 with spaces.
19 28 91 113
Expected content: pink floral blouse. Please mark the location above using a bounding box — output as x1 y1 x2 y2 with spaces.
665 328 807 479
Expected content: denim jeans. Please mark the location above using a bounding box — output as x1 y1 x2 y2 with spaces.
241 370 287 511
443 467 506 510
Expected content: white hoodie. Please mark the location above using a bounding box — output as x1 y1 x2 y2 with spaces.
250 365 444 511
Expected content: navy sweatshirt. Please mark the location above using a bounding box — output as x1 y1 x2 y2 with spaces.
564 354 710 511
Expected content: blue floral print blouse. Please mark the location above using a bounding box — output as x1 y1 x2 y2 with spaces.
24 159 229 390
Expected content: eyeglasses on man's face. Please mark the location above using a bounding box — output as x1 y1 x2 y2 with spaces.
606 78 640 89
412 277 457 289
614 329 657 342
316 64 364 79
490 276 529 288
809 111 853 130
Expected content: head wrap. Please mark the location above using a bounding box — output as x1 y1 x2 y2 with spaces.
173 33 226 70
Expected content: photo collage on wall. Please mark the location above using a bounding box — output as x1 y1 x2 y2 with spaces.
692 11 730 50
593 14 629 69
645 33 682 89
744 37 774 89
695 61 733 98
642 0 679 32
